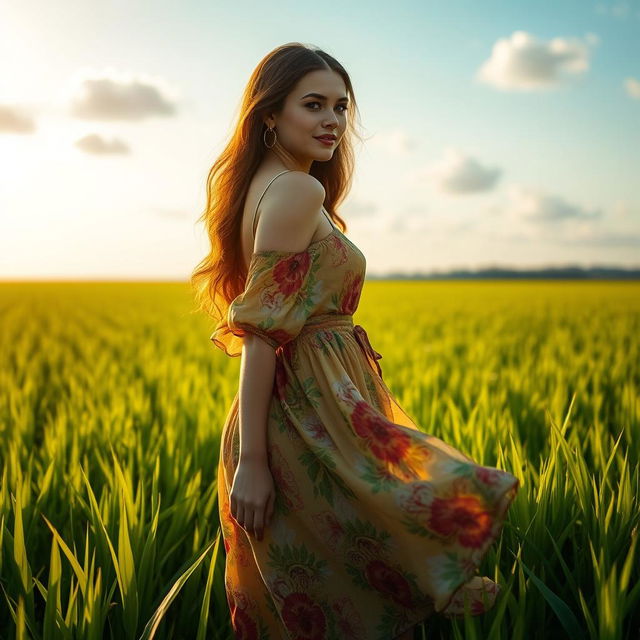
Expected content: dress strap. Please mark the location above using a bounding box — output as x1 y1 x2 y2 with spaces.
321 207 336 229
252 170 294 240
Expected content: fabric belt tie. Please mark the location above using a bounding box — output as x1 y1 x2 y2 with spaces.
297 313 384 379
353 324 384 379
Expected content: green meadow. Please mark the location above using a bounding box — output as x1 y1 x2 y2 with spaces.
1 280 638 640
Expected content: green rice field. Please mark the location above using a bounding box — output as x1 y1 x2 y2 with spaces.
1 280 638 639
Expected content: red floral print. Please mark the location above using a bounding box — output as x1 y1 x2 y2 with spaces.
221 496 251 566
273 252 311 295
400 483 434 515
260 288 284 310
475 467 502 486
310 329 335 349
352 401 411 463
340 271 363 314
328 233 349 266
230 606 259 640
274 358 289 395
266 328 292 346
281 592 327 639
470 597 488 614
215 226 520 636
269 444 304 511
442 576 501 617
428 493 494 548
331 597 365 639
305 417 331 442
364 559 414 607
312 511 345 548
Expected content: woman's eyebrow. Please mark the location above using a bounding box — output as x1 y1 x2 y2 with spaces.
300 92 349 102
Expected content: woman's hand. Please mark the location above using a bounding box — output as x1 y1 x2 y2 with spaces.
229 457 276 541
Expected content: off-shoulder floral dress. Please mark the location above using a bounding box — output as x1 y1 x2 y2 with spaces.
211 208 520 640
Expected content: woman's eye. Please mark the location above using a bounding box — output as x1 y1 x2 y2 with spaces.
306 102 348 113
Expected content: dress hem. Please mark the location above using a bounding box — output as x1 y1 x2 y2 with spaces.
435 474 520 617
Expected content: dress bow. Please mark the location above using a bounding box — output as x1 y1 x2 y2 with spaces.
353 324 383 379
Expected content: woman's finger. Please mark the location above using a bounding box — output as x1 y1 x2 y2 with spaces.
230 495 238 522
244 506 255 538
265 492 275 524
235 503 245 530
253 508 264 541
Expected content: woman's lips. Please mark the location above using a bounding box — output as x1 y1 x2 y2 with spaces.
315 137 335 146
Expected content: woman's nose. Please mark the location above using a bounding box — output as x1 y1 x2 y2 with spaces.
323 112 339 126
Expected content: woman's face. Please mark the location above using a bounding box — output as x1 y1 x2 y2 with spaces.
266 69 349 170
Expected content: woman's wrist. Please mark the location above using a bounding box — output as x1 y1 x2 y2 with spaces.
239 449 268 464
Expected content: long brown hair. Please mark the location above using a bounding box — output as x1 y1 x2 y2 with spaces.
190 42 364 347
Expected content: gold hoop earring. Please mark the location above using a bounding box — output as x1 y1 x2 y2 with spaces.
263 125 277 149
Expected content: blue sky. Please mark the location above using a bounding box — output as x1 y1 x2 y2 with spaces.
1 0 639 279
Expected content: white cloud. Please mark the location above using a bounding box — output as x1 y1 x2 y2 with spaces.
609 200 637 221
505 184 602 223
424 148 502 194
476 31 596 91
385 207 480 235
74 133 130 155
0 104 36 134
342 199 378 219
63 67 179 121
624 77 640 99
594 2 634 17
584 32 601 46
367 128 416 155
595 2 640 19
567 228 640 246
475 187 640 248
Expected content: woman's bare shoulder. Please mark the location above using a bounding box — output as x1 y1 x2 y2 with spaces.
266 170 325 202
259 170 324 221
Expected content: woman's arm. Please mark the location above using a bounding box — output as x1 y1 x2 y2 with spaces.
236 171 325 461
229 171 325 539
237 333 276 462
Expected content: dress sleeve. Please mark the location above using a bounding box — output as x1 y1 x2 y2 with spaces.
211 248 321 356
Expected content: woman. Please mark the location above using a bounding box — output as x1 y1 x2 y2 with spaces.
192 42 520 640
